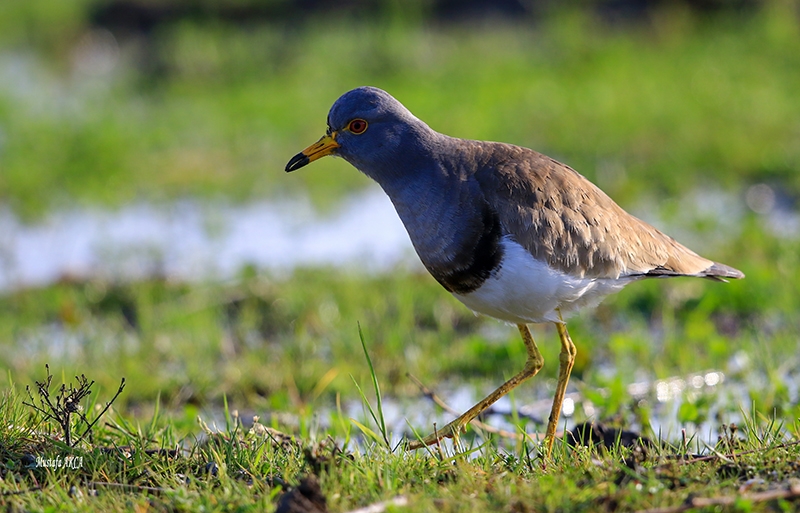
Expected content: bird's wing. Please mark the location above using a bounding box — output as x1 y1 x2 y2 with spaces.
471 142 717 280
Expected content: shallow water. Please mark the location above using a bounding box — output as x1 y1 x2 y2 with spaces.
1 183 795 292
0 188 417 292
197 367 766 449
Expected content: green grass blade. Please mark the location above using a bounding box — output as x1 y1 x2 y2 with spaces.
356 323 390 447
350 418 384 446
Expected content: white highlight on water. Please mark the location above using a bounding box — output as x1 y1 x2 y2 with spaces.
0 188 417 291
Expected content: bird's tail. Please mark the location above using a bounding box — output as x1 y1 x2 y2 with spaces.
701 262 745 282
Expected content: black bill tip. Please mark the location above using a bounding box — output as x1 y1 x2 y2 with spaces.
285 153 310 172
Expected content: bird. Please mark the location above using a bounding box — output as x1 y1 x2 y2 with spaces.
285 86 744 456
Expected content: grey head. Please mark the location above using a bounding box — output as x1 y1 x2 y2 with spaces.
285 87 441 184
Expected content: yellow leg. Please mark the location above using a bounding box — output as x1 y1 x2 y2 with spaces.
408 324 544 450
542 314 577 458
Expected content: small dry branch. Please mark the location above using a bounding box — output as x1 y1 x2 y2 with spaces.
23 364 126 447
636 484 800 513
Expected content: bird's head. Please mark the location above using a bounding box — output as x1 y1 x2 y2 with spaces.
285 87 433 180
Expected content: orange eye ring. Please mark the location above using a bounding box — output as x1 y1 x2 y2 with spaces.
347 119 368 134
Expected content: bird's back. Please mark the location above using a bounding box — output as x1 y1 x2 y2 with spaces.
459 139 743 282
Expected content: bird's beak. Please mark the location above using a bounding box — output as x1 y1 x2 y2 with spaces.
285 132 340 172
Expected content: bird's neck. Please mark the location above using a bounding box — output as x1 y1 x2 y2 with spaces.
361 133 458 231
359 137 504 294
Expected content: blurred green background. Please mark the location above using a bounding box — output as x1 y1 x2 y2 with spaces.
0 0 799 436
2 0 798 216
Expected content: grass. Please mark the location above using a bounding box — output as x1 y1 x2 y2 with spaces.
2 2 800 511
0 246 797 512
0 203 798 510
2 355 800 512
1 259 792 414
1 5 799 218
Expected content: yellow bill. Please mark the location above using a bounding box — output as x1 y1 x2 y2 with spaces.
285 132 339 172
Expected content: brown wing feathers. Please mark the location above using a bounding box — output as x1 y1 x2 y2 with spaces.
471 141 744 281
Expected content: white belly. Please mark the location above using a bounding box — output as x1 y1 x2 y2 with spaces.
453 236 636 324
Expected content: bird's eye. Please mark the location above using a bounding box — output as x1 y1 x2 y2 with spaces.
347 119 368 134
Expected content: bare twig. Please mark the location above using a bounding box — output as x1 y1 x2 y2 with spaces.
655 439 800 469
23 365 58 421
22 365 126 447
635 484 800 513
24 365 95 446
74 378 126 446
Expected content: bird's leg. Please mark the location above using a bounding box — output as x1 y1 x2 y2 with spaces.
408 324 544 450
542 314 577 458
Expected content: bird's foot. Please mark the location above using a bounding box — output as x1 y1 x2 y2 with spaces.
406 418 468 450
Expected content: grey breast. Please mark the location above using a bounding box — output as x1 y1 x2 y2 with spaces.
379 138 508 295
